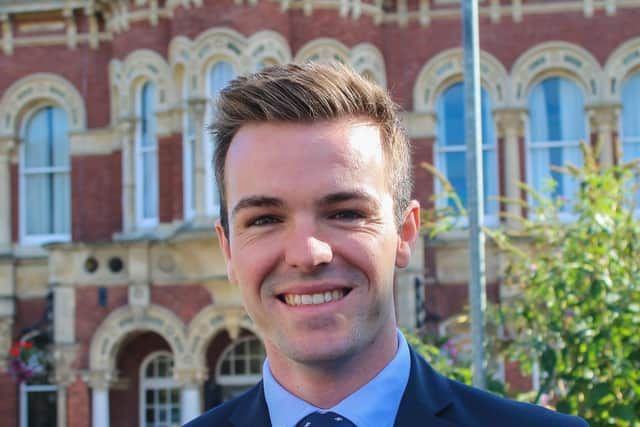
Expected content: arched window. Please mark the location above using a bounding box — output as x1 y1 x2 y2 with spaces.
140 352 180 427
621 73 640 161
527 77 586 209
20 106 71 244
182 76 196 221
204 61 235 217
215 336 265 401
435 83 499 223
136 81 159 227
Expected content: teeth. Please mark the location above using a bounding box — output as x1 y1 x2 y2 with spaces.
283 289 346 306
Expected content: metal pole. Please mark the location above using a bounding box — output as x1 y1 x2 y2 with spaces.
461 0 487 389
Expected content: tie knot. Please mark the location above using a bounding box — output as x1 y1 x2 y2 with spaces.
295 411 356 427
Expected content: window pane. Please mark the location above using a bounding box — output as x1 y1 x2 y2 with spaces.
26 174 52 234
52 173 70 234
51 107 70 167
439 84 465 147
25 109 51 168
444 151 466 210
142 151 158 219
158 389 166 404
27 389 57 427
141 83 157 148
621 73 640 160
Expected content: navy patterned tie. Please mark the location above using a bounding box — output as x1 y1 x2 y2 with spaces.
295 411 356 427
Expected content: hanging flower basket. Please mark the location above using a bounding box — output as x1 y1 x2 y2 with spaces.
7 340 47 384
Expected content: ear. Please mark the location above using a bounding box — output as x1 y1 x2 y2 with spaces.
395 200 421 269
215 220 238 284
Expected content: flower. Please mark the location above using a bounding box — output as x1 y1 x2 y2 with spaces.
6 340 45 384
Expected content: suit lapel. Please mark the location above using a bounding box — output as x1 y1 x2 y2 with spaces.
229 381 272 427
394 347 458 427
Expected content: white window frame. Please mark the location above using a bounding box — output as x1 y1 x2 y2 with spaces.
19 105 71 246
619 73 640 216
135 81 159 229
182 78 196 221
434 83 500 227
525 76 587 222
204 60 236 218
215 336 265 388
139 351 181 427
20 383 57 427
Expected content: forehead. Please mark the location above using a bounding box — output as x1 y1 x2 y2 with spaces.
223 119 388 203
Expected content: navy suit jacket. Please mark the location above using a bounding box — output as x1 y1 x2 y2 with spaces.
185 346 588 427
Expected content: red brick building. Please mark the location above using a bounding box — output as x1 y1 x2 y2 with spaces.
0 1 638 426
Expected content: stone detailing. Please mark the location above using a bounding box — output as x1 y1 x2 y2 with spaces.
47 236 227 288
604 36 640 101
511 41 602 108
413 48 510 113
88 303 256 386
0 73 86 137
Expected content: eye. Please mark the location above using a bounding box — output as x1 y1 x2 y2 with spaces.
247 215 281 227
329 210 365 221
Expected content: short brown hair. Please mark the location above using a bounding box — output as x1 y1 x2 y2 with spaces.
211 62 412 237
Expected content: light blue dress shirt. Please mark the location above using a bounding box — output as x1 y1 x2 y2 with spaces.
263 330 411 427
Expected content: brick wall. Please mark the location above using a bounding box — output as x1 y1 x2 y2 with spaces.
67 378 90 427
0 372 18 427
71 153 122 242
158 134 183 223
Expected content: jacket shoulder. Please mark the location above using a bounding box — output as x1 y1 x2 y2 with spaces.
183 382 266 427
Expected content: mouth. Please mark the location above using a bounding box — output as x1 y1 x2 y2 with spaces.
278 288 352 307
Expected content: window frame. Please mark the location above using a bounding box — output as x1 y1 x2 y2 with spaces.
204 60 236 218
215 336 265 387
20 383 57 427
525 76 588 221
182 77 196 222
139 351 181 427
135 81 160 229
19 105 71 246
433 82 500 227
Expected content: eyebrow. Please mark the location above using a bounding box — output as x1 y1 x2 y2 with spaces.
231 196 285 218
230 190 379 219
316 190 378 209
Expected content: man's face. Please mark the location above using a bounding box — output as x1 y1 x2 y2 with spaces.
216 118 419 369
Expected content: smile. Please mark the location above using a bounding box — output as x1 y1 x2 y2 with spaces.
281 288 351 306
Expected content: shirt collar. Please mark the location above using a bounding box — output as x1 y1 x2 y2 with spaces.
263 330 411 427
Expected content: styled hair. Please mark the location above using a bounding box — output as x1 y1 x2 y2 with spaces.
211 62 412 237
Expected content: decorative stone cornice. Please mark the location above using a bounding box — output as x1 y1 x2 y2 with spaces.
84 369 114 390
173 367 208 387
493 109 527 139
51 344 79 388
0 137 15 157
0 317 12 368
586 104 620 131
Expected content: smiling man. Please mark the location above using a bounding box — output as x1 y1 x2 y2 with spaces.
185 63 587 427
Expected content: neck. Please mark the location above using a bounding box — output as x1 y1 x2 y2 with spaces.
267 324 398 408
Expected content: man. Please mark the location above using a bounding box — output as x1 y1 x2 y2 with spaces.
186 63 587 427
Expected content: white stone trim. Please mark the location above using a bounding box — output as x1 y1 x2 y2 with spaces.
88 304 188 374
295 37 350 64
413 48 510 113
247 30 292 69
510 41 603 107
0 73 86 136
350 42 387 88
603 37 640 101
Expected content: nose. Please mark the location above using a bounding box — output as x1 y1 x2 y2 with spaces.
284 219 333 272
